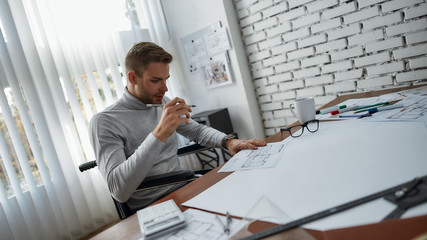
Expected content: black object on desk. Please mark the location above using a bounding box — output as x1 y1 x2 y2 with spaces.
191 108 234 134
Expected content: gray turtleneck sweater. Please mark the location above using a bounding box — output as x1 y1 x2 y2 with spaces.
89 88 226 211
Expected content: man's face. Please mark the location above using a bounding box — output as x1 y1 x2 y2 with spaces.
129 62 169 104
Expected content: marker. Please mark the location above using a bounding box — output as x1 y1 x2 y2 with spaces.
354 103 392 113
225 211 232 235
353 102 390 112
146 104 196 107
339 113 372 118
354 100 402 113
330 105 360 115
215 213 231 235
319 104 346 115
367 103 404 114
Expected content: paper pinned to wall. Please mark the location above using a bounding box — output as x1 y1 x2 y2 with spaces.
201 53 233 89
181 21 231 73
204 27 231 56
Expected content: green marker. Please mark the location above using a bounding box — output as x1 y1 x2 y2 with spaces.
354 102 390 113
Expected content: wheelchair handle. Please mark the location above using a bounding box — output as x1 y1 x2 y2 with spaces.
79 161 97 172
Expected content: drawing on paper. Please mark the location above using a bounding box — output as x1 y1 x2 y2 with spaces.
159 209 246 240
242 144 284 168
201 53 232 89
218 142 288 172
387 97 427 120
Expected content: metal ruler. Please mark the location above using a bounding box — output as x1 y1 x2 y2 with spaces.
240 175 427 240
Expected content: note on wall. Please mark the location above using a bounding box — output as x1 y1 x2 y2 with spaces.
183 38 208 71
204 27 231 56
181 21 233 89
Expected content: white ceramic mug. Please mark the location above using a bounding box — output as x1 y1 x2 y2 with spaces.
289 97 315 124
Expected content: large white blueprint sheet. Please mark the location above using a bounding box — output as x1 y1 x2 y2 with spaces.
183 121 427 230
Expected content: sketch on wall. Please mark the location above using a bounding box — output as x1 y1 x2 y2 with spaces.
181 21 233 89
201 53 232 89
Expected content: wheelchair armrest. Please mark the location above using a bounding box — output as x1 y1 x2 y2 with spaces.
177 143 211 156
137 170 195 189
79 144 207 172
80 143 209 172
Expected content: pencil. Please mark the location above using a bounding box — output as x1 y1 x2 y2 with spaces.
146 104 196 107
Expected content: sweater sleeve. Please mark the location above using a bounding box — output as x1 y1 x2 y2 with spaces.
177 118 227 147
89 114 165 202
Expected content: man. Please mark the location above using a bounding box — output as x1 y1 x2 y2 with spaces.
89 42 266 213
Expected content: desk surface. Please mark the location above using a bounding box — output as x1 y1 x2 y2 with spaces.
89 84 427 240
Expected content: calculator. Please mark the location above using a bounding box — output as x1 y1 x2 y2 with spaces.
137 199 186 239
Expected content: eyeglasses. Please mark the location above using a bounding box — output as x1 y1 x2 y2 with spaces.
280 120 319 138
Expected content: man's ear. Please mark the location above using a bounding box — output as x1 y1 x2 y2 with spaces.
128 71 137 85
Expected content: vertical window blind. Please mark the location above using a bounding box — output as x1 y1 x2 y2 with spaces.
0 0 149 238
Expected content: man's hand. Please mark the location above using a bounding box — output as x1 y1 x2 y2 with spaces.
152 97 193 142
226 138 267 156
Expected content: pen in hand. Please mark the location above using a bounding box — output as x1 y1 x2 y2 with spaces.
146 104 196 107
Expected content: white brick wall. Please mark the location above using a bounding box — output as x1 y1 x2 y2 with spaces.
311 18 342 33
344 5 379 24
301 54 330 67
293 66 321 78
330 46 364 61
365 37 404 52
348 29 384 46
405 3 427 19
298 34 327 48
269 72 292 83
234 0 427 136
328 23 361 40
358 0 387 9
406 30 427 44
362 11 401 30
263 2 288 18
358 76 393 89
381 0 423 13
322 61 353 73
287 47 315 60
410 56 427 69
354 52 391 67
306 0 338 13
276 61 300 72
386 18 427 36
323 2 357 20
292 12 321 29
324 80 356 93
266 23 292 37
393 43 427 58
305 75 334 86
335 69 364 81
366 61 405 76
396 69 427 82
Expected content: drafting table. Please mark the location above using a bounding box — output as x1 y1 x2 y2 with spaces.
88 84 427 240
